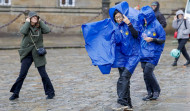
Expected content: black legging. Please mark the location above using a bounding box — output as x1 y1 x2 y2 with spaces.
175 39 190 61
10 52 55 95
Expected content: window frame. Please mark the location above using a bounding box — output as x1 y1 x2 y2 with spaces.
0 0 3 5
59 0 75 7
0 0 11 6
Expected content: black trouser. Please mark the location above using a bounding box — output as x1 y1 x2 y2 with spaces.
117 67 132 105
175 39 190 62
141 62 160 95
10 52 55 95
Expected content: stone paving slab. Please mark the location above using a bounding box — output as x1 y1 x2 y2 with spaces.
0 37 190 111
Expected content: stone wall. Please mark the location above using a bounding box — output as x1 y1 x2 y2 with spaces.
0 0 102 35
110 0 187 34
0 0 188 35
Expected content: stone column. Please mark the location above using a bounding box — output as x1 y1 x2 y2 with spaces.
23 10 30 19
102 0 110 19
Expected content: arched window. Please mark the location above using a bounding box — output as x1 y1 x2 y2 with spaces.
60 0 75 7
0 0 11 6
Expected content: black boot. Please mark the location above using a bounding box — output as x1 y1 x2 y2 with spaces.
117 89 133 108
46 93 55 99
172 61 177 66
151 92 159 100
184 60 190 66
172 58 178 66
142 94 153 101
9 94 19 100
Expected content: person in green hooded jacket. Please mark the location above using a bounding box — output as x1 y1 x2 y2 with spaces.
9 11 55 100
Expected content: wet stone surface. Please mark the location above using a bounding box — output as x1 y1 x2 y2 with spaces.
0 38 190 111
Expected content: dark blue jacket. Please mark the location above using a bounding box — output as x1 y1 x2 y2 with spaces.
138 6 166 66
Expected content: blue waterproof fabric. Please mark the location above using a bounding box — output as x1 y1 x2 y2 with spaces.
82 1 141 74
82 18 115 66
109 2 141 74
138 6 166 66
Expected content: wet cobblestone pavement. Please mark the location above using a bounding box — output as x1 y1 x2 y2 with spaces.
0 37 190 111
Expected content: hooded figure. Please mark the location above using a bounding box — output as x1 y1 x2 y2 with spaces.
9 11 55 100
110 2 140 108
138 6 166 101
173 10 190 39
109 2 140 74
172 10 190 66
151 1 167 28
138 6 165 66
82 1 141 109
82 2 140 74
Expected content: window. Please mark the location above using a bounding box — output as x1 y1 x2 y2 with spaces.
60 0 75 7
0 0 11 6
186 0 190 13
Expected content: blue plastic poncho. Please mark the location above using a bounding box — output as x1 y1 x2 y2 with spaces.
82 1 141 74
138 6 166 66
82 18 115 66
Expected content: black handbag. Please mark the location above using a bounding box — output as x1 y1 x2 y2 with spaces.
29 31 47 56
37 47 47 56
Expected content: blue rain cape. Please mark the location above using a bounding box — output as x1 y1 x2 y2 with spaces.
82 18 115 66
138 6 166 66
82 1 141 74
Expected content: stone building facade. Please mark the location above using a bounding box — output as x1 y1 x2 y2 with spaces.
0 0 187 35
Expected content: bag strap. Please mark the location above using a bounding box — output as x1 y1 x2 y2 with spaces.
29 31 38 50
177 20 184 31
184 19 187 29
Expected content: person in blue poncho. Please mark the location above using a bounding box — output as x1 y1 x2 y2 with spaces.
138 6 166 101
82 2 140 109
109 4 140 109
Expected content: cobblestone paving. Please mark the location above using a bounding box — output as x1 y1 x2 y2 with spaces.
0 38 190 111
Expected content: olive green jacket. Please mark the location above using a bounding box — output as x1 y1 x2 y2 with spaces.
18 21 50 67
